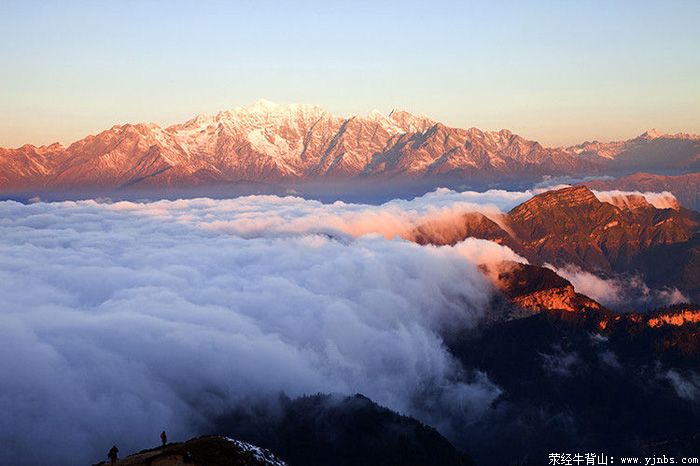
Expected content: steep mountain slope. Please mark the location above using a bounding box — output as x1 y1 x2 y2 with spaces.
507 186 698 271
0 143 68 189
481 259 700 336
413 186 700 300
5 101 697 192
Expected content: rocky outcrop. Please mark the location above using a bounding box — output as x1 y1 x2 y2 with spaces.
482 261 604 317
412 212 516 248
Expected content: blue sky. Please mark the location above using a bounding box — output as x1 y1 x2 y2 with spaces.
1 0 698 147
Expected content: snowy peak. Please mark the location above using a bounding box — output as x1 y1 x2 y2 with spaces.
247 98 280 111
568 128 700 170
171 101 333 134
639 128 663 140
387 109 436 133
636 129 700 140
0 101 697 191
228 100 331 124
180 113 214 129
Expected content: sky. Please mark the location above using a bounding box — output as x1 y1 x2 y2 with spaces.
1 0 699 148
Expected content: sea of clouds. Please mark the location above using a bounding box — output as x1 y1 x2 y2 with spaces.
0 187 685 464
0 189 530 465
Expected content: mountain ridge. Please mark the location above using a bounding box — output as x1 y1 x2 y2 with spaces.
413 185 700 302
2 100 698 192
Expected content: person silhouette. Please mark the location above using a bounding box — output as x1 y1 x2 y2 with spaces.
160 430 167 447
107 445 119 465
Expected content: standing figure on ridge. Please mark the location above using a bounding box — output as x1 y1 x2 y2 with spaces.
160 430 167 447
108 445 119 465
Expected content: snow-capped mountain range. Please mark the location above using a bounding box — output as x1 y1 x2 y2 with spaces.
1 100 698 191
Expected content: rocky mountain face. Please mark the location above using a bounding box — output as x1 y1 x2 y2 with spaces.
414 185 700 301
482 261 604 318
413 212 518 250
482 259 700 340
1 101 698 192
507 186 697 270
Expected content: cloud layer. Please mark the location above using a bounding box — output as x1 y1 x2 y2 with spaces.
100 187 534 240
0 192 527 465
591 189 680 210
547 264 688 310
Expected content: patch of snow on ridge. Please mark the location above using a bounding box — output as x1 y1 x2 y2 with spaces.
367 109 405 135
222 437 288 466
246 128 293 159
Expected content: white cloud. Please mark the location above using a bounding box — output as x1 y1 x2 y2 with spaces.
0 194 519 465
546 263 689 310
592 189 680 210
100 187 534 240
545 264 624 306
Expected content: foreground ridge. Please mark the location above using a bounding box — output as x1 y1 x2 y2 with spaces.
92 436 287 466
